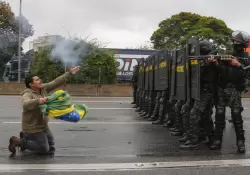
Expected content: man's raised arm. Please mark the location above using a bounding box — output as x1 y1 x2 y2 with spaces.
42 66 80 93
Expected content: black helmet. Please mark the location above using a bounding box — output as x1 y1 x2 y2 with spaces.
199 40 212 55
232 30 250 48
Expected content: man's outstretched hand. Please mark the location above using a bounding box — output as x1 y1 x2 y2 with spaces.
70 66 80 75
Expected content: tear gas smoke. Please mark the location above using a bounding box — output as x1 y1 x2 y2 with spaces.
0 15 33 55
50 38 93 67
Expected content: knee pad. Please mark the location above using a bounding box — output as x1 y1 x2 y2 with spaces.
231 107 242 116
215 107 225 116
180 105 186 115
159 97 164 104
189 108 199 121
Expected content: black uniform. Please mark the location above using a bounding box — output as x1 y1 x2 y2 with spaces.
180 40 218 149
210 30 250 153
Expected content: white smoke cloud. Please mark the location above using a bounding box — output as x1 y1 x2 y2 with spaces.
50 38 93 67
0 14 33 55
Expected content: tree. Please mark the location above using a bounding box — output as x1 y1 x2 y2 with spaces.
150 12 233 52
0 0 34 79
30 47 65 83
125 41 154 50
80 48 117 84
30 37 117 84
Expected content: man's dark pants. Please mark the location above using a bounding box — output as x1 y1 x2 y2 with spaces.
21 128 55 154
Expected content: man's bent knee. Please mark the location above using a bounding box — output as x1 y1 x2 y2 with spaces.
38 143 50 153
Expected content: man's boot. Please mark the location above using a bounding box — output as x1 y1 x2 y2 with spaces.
234 121 245 153
8 136 21 154
209 121 225 150
19 131 26 152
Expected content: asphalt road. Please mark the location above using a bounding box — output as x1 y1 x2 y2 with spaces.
1 95 250 174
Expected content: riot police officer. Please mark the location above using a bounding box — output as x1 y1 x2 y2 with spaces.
209 30 250 153
180 40 218 149
131 65 138 106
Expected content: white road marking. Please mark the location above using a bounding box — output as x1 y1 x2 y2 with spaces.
3 120 250 124
1 121 151 124
1 159 250 172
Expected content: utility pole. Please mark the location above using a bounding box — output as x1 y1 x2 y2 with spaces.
17 0 22 83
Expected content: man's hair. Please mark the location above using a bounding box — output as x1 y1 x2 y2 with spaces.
24 74 35 88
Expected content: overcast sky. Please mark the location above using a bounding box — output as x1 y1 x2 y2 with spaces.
5 0 250 52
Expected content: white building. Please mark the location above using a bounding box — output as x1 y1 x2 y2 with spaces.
29 34 65 51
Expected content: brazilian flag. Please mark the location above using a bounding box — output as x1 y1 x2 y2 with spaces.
39 90 89 122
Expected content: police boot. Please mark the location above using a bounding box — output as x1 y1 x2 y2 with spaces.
140 111 147 117
234 121 245 153
170 128 182 136
148 115 158 121
198 128 208 144
179 133 189 142
170 114 182 136
148 107 159 121
180 139 199 150
209 121 225 150
143 114 150 119
163 114 173 127
135 107 141 112
152 115 164 125
132 105 137 108
139 110 145 115
163 120 173 128
170 120 182 136
168 125 176 131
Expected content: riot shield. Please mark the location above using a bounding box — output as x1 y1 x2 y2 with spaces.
154 53 159 90
167 50 175 95
138 60 145 89
158 50 168 91
187 37 201 100
144 57 150 91
148 55 154 91
170 48 187 101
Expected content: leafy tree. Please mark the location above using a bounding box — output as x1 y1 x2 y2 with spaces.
0 0 34 79
79 48 117 84
150 12 233 52
30 47 64 83
30 37 117 84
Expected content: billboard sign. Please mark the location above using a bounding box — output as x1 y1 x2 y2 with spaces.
116 57 140 76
